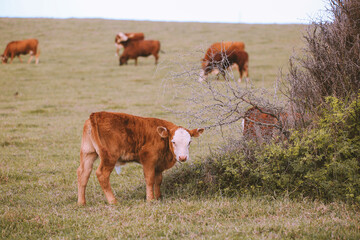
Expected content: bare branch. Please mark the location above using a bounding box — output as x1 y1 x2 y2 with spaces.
161 45 290 144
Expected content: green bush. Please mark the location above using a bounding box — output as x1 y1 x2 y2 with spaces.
164 95 360 202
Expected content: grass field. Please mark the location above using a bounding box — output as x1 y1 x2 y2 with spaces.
1 18 359 239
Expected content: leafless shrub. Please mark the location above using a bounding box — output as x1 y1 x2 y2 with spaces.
282 0 360 119
161 47 291 144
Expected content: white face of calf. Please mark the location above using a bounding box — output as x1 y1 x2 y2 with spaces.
171 128 192 162
198 59 209 82
157 127 204 162
117 32 128 42
1 55 7 63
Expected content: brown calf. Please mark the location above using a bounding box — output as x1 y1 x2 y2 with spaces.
77 112 204 205
119 40 161 66
199 41 248 82
1 38 40 64
242 106 289 143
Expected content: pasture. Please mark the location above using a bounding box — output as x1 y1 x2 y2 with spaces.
1 18 359 239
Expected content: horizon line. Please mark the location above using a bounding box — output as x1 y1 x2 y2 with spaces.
0 16 312 25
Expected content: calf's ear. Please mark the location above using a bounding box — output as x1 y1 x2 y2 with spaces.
157 126 169 138
189 128 204 137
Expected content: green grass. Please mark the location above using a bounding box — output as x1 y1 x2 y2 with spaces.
1 18 359 239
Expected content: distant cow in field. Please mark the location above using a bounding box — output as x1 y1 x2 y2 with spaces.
115 32 145 56
242 106 289 143
119 40 161 65
1 38 40 64
199 41 248 82
77 112 204 205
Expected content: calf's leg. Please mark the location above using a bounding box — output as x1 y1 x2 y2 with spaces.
238 67 243 83
154 53 159 65
141 159 156 201
96 159 117 204
239 61 249 83
77 151 97 205
244 61 249 79
10 53 14 64
27 55 33 64
143 167 155 201
140 149 158 201
154 172 163 200
77 121 98 205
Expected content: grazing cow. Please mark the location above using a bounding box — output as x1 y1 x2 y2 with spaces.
115 32 145 56
119 40 161 65
242 106 289 143
77 112 204 205
199 41 248 82
1 38 40 64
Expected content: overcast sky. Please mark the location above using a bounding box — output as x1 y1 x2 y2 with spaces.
0 0 329 24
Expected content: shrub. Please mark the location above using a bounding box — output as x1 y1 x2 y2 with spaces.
259 96 360 202
164 95 360 202
283 0 360 118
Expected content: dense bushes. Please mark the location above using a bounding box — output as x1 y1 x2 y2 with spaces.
164 95 360 202
257 96 360 201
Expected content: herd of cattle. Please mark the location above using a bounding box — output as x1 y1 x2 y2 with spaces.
113 32 249 82
1 32 283 205
1 32 250 82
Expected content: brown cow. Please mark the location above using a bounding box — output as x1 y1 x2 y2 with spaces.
1 38 40 64
115 32 145 56
77 112 204 205
199 41 248 82
242 106 289 143
119 40 161 65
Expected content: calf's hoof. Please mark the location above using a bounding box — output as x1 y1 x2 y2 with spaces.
108 199 118 205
